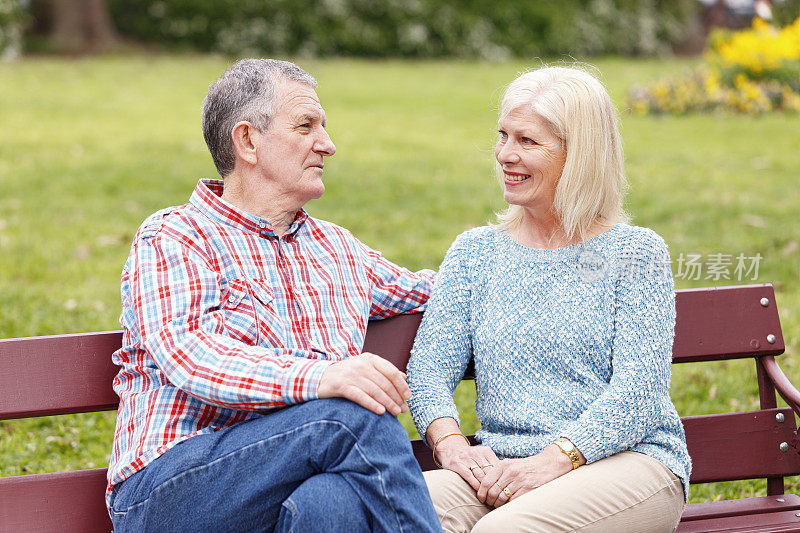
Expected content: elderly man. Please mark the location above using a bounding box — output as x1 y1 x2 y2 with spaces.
106 59 441 532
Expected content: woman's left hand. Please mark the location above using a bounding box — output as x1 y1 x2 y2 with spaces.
477 444 574 507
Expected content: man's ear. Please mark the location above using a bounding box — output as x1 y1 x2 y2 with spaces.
231 121 259 166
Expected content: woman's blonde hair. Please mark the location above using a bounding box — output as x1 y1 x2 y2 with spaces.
495 66 629 241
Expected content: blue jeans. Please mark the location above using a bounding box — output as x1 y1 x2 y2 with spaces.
109 398 441 532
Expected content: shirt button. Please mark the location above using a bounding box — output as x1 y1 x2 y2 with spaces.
259 222 266 229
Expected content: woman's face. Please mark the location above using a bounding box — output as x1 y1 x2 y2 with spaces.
495 107 566 214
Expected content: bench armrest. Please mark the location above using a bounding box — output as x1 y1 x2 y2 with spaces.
762 356 800 418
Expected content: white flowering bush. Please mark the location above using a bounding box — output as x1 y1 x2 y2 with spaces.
0 0 26 61
108 0 698 58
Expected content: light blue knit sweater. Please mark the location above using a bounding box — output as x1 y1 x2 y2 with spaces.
407 223 691 498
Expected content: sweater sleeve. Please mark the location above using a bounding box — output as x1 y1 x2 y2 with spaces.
560 231 676 463
407 231 475 439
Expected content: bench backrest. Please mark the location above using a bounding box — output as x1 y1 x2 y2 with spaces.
0 284 794 531
0 284 786 421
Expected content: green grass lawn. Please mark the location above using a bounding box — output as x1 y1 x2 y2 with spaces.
1 55 798 503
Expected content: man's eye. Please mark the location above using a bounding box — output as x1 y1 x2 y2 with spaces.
498 130 507 139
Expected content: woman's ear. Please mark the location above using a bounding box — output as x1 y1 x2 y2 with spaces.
231 121 259 166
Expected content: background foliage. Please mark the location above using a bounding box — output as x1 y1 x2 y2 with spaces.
629 16 800 114
0 0 26 59
105 0 698 58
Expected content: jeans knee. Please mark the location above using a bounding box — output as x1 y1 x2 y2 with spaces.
309 398 406 438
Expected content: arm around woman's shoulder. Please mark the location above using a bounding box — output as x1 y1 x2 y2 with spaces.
407 227 489 439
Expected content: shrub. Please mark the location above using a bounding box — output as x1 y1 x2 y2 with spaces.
628 17 800 115
106 0 697 59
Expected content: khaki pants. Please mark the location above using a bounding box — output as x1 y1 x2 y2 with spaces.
424 451 684 532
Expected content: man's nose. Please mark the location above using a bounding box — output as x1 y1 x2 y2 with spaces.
315 129 336 157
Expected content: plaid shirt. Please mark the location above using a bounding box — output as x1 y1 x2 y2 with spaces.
108 179 434 498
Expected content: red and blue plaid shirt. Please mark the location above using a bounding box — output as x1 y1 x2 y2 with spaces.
108 179 434 498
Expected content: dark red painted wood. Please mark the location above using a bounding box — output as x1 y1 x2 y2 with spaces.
0 468 111 532
763 356 800 415
362 313 423 372
677 509 800 532
672 284 784 363
681 495 800 521
756 358 786 495
684 408 800 484
0 331 122 420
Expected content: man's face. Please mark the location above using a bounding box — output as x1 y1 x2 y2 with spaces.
255 80 336 206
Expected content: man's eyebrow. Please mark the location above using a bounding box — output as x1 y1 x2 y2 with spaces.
296 113 323 125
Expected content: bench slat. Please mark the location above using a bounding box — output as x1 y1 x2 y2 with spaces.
682 495 800 522
412 409 800 483
0 285 785 419
684 408 800 484
0 331 122 420
0 468 111 532
673 284 784 363
363 313 423 372
677 508 800 532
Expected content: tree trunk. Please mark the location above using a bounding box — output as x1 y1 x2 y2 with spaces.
49 0 119 54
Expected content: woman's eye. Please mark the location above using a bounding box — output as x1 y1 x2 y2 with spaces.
498 130 507 140
521 137 535 145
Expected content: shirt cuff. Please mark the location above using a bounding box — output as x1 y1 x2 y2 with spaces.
280 358 335 405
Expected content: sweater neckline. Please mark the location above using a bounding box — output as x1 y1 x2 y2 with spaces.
497 223 622 260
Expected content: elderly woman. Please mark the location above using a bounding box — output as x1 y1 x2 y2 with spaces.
407 66 691 533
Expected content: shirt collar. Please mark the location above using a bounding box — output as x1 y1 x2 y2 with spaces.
190 179 309 238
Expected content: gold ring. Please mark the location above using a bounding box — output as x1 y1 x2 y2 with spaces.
495 482 512 499
468 466 481 472
480 464 494 469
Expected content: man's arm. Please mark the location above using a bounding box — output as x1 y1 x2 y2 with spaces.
127 229 333 409
127 228 408 415
355 240 435 319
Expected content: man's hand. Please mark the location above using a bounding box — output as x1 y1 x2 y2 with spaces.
317 352 410 416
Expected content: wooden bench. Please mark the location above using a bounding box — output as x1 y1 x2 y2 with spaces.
1 283 798 532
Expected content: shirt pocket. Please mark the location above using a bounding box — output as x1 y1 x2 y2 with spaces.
222 278 281 346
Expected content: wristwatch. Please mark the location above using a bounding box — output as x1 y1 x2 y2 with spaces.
555 437 581 470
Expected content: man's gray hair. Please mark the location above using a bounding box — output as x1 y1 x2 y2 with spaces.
202 59 317 177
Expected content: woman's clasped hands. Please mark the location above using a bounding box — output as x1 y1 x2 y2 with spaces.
434 435 500 492
475 445 574 507
438 438 574 508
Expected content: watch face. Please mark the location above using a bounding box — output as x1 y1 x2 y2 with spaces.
560 439 574 452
